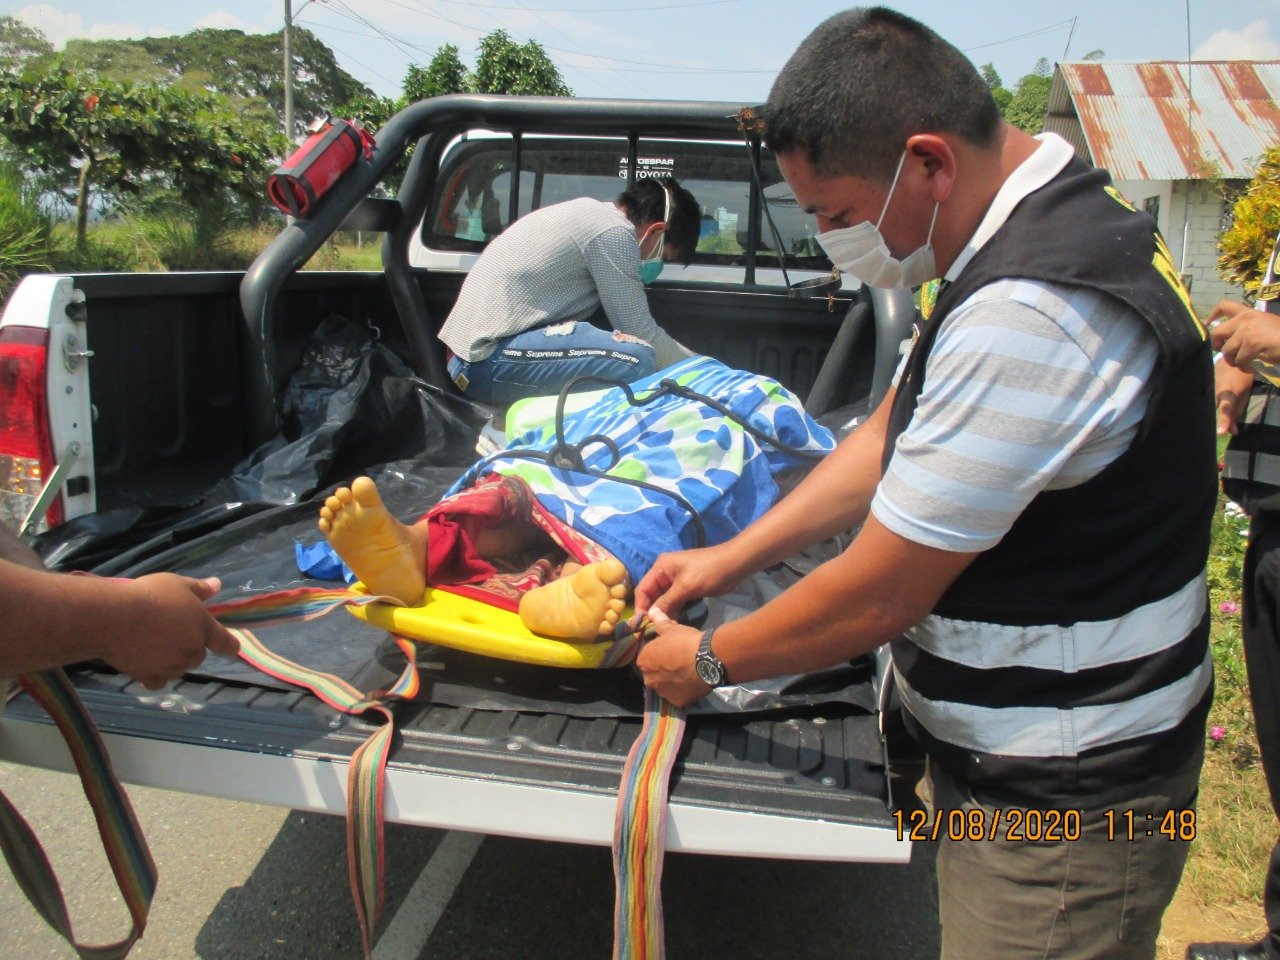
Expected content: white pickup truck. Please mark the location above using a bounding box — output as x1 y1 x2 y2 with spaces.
0 95 920 902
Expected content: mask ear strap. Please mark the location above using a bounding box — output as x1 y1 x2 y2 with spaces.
646 182 671 260
875 151 909 228
924 201 940 245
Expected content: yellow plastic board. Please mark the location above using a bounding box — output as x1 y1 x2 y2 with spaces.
344 582 632 669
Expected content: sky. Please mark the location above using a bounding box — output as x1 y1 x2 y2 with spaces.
3 0 1280 105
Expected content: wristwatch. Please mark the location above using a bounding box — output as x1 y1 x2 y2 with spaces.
694 628 730 687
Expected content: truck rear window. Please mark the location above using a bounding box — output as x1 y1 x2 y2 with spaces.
422 134 832 277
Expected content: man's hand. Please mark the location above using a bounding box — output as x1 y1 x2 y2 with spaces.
1216 357 1256 436
97 574 240 690
632 543 745 621
635 614 709 707
1210 299 1280 370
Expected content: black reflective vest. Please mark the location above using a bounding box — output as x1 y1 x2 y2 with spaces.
885 157 1217 803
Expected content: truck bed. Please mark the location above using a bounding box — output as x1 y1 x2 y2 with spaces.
0 665 903 861
1 466 907 864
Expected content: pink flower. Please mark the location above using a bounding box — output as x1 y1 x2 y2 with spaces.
1210 726 1226 742
1219 600 1241 615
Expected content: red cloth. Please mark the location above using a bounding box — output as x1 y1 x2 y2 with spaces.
421 475 613 612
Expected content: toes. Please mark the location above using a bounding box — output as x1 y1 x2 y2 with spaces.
608 583 628 600
335 487 354 505
598 559 627 585
603 608 619 626
325 494 344 514
351 476 380 506
318 517 331 533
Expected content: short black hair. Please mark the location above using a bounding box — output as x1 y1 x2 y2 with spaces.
616 177 701 265
764 7 1002 181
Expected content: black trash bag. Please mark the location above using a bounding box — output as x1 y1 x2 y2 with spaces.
37 315 485 570
215 314 483 505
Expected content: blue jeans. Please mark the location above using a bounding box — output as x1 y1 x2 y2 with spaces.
448 321 658 405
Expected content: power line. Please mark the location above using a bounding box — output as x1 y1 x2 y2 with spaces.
309 34 399 86
382 0 775 74
315 0 635 95
497 0 644 96
307 5 1083 97
324 0 426 61
297 8 411 84
961 19 1077 54
435 0 746 10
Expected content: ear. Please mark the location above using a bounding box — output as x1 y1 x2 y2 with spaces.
904 133 956 204
639 220 666 255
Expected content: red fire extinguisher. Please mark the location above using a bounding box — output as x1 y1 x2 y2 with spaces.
267 115 376 218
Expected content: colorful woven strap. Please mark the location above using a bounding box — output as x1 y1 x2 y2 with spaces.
209 588 418 959
212 588 685 960
0 668 157 960
612 681 687 960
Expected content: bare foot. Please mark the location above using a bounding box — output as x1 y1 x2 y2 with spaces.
519 559 629 641
318 476 428 605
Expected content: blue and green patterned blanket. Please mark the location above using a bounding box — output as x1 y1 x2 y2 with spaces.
446 356 836 582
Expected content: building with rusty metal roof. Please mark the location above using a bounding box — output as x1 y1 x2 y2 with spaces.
1045 60 1280 312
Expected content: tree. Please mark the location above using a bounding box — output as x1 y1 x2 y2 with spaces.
980 62 1012 113
469 31 571 96
0 60 283 245
1004 69 1053 134
405 44 468 101
0 15 52 73
1218 145 1280 295
56 27 372 137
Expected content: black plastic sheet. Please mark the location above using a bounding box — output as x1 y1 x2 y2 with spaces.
44 318 877 719
112 457 875 720
37 314 485 571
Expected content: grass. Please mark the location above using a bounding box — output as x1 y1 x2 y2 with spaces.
18 219 383 283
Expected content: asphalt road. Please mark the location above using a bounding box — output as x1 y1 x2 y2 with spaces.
0 760 941 960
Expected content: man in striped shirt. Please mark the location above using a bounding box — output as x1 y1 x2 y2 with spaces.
633 8 1215 960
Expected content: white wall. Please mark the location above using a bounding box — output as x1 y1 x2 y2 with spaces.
1115 179 1172 237
1167 180 1245 317
1114 178 1242 317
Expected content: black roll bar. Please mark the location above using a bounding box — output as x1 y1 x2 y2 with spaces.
239 94 749 447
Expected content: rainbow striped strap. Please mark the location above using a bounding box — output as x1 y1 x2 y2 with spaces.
612 684 687 960
214 588 420 960
0 669 157 960
214 588 688 960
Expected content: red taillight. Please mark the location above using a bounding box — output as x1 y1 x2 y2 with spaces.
0 325 62 531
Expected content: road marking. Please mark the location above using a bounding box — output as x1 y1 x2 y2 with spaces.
371 830 484 960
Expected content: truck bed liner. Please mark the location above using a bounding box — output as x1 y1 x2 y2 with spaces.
0 663 904 862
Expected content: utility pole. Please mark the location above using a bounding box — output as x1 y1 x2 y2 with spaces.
283 0 295 144
283 0 319 144
283 0 317 225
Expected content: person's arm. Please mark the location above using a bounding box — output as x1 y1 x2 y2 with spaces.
1216 357 1255 436
0 535 239 687
632 388 894 618
581 227 692 367
639 286 1158 705
637 515 977 705
0 524 47 572
1210 299 1280 370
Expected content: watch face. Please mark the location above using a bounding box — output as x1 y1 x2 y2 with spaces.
695 656 723 686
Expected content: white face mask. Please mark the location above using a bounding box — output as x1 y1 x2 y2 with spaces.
815 152 940 290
